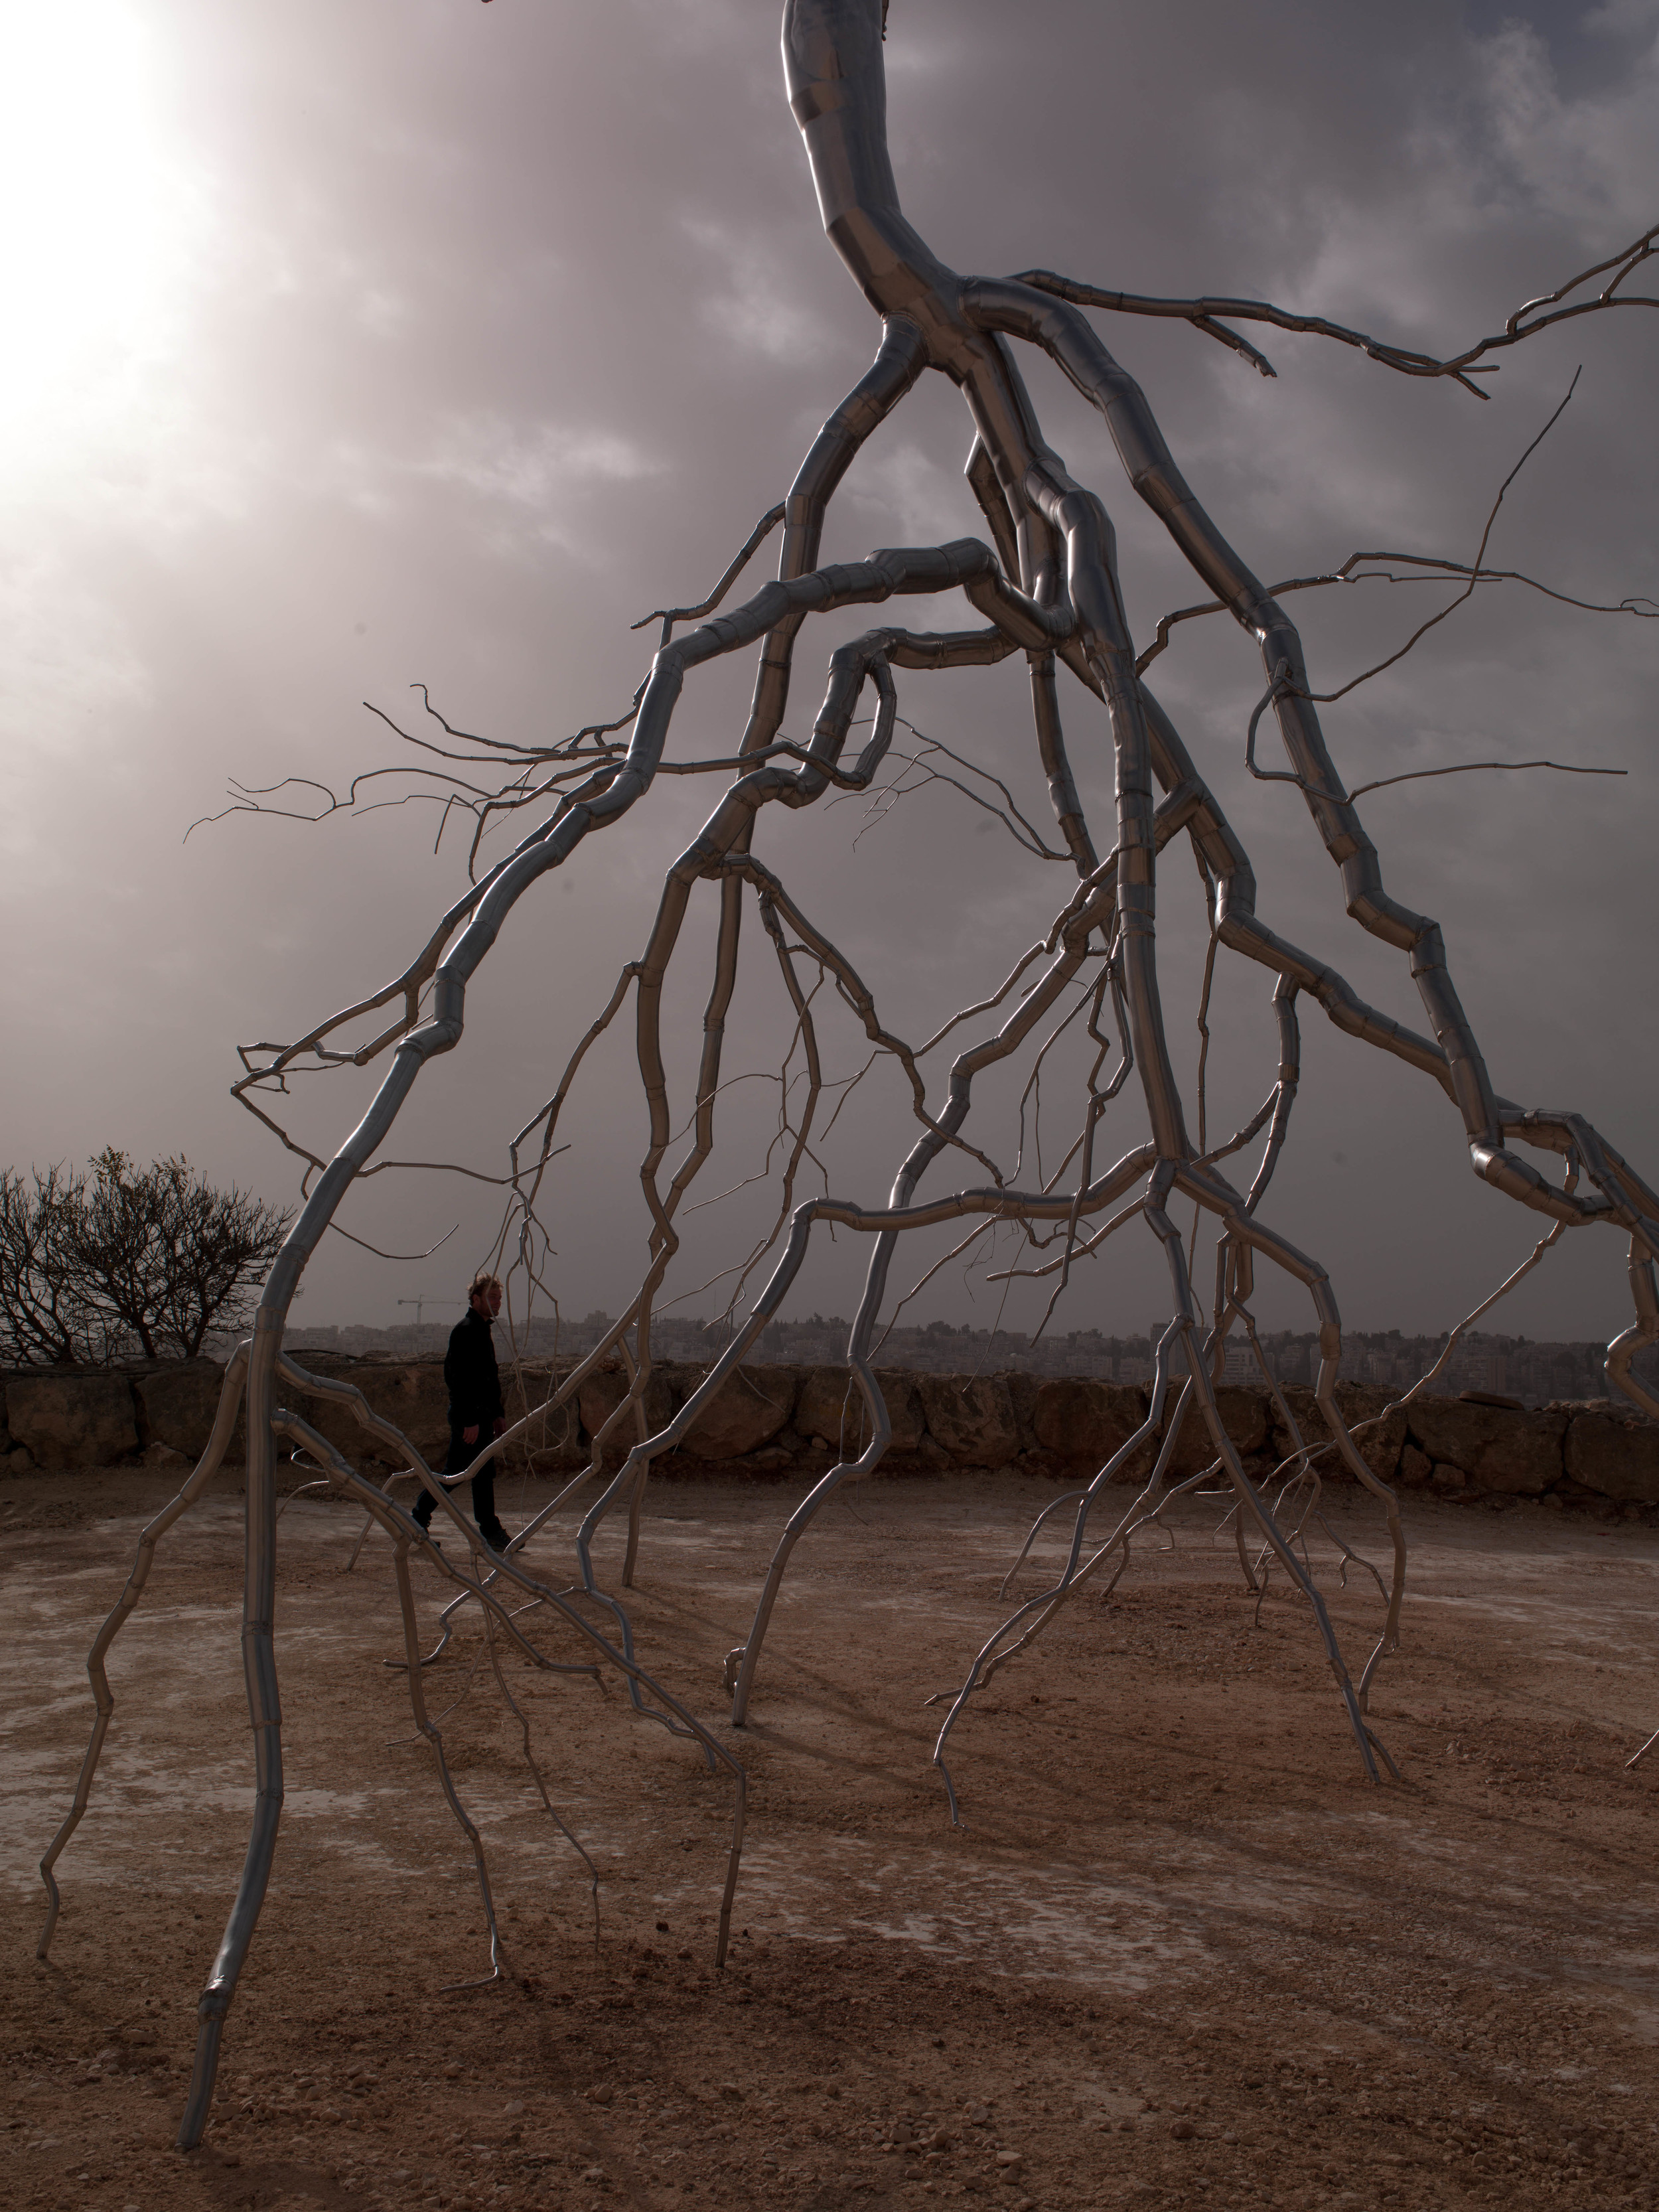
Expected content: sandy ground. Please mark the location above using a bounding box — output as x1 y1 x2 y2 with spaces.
5 1463 1659 2212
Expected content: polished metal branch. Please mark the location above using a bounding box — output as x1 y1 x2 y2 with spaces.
1016 217 1659 398
42 0 1656 2156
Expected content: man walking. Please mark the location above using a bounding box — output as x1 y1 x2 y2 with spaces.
413 1270 512 1552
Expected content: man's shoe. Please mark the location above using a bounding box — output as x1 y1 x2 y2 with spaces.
478 1523 512 1554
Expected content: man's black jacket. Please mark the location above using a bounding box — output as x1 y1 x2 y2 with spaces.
444 1307 504 1429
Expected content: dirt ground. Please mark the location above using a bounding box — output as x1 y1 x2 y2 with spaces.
5 1463 1659 2212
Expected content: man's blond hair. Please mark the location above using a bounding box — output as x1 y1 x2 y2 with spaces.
468 1270 502 1303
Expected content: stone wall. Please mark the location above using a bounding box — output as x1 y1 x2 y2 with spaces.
1 1357 1656 1515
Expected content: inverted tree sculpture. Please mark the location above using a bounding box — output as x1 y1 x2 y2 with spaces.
38 0 1658 2153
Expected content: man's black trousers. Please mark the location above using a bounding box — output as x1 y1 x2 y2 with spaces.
411 1424 505 1540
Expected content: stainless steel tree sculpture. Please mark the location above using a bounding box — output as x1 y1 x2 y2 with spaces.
38 0 1658 2153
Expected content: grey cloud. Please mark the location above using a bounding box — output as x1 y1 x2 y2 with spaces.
1 0 1653 1345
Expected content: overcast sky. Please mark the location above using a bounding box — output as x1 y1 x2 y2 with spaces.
2 0 1655 1347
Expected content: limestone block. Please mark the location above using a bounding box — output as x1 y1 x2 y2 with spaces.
346 1362 451 1461
1565 1411 1659 1503
1272 1385 1406 1485
279 1359 449 1470
1405 1399 1566 1497
732 1443 796 1475
680 1365 797 1460
1031 1378 1151 1469
796 1366 923 1454
8 1372 139 1471
134 1359 245 1462
1004 1371 1041 1452
518 1378 585 1471
496 1365 583 1469
796 1366 860 1449
285 1356 582 1470
873 1371 928 1455
915 1374 1019 1467
578 1368 679 1463
1398 1443 1432 1487
1163 1384 1270 1479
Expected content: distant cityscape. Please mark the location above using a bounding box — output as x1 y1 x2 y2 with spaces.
285 1309 1658 1407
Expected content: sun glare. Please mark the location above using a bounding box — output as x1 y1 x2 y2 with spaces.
0 0 200 474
